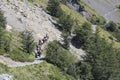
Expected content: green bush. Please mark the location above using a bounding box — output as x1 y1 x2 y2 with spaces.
90 15 106 25
45 40 77 72
47 0 60 17
0 63 8 74
10 49 34 62
83 35 120 80
73 22 93 46
0 27 12 53
104 21 117 32
20 30 35 54
58 14 74 34
0 10 7 29
103 21 120 42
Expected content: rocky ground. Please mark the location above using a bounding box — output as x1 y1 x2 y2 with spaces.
0 74 13 80
83 0 120 23
0 0 61 42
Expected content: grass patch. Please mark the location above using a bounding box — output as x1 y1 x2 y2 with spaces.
60 4 87 26
0 62 75 80
9 49 34 62
97 27 120 48
29 0 87 26
80 0 106 25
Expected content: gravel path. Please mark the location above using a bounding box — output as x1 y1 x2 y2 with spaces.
0 55 44 67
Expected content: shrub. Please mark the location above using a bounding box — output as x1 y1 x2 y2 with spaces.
0 27 12 53
83 35 120 80
47 0 60 17
10 49 34 62
45 40 77 72
58 14 74 34
20 30 35 54
0 10 6 29
61 32 71 49
104 21 117 32
73 22 92 46
0 63 8 73
90 15 106 25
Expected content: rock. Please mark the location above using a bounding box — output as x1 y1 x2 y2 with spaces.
80 11 91 19
0 74 13 80
6 24 13 31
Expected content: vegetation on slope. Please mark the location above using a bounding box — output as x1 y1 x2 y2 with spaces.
80 0 106 25
0 0 120 80
0 10 35 62
0 62 75 80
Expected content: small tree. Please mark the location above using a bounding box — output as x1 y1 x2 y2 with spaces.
47 0 60 17
61 32 71 49
83 35 120 80
73 22 92 46
20 30 35 54
104 21 117 32
0 10 6 29
0 27 11 52
59 14 74 34
46 40 77 72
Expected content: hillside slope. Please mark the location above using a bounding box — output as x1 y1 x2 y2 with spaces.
0 0 61 42
83 0 120 22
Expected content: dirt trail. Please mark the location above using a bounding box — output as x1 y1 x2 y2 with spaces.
0 55 44 67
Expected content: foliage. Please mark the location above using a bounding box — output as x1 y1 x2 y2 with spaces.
47 0 60 17
76 62 93 80
83 34 120 80
58 14 74 34
10 49 34 62
61 32 71 49
28 0 33 3
0 62 75 80
45 40 77 72
0 63 8 74
103 21 120 42
58 13 74 49
90 15 106 25
0 10 7 29
0 27 12 53
73 22 92 46
20 30 35 54
104 21 117 32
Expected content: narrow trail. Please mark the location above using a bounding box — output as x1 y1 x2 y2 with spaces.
0 55 44 67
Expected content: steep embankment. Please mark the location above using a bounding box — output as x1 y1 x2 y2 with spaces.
0 0 61 42
83 0 120 23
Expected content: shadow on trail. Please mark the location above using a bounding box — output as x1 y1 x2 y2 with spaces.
36 57 45 60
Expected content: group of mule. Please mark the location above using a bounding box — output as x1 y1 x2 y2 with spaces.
35 34 49 58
